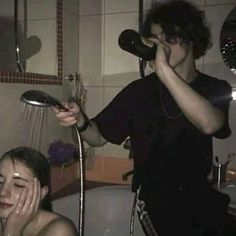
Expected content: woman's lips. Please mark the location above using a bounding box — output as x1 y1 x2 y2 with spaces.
0 203 13 209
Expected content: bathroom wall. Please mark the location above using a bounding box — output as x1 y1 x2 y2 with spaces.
78 0 236 184
0 0 74 156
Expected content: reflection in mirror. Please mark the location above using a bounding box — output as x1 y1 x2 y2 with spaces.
0 0 62 84
0 0 46 73
220 6 236 75
0 15 41 72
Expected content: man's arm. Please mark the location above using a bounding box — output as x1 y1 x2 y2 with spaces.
157 64 225 135
54 103 107 147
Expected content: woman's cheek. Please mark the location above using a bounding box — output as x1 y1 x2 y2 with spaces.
15 191 21 201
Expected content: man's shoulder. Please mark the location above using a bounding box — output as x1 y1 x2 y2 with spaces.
197 72 231 88
126 72 157 89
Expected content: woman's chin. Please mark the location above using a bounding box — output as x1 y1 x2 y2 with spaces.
0 208 13 219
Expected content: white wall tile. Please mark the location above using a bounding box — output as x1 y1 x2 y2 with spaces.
204 4 234 64
104 142 129 158
196 56 204 68
63 0 79 16
104 86 124 107
63 11 79 76
18 0 56 21
94 146 105 157
85 86 104 118
79 0 103 16
104 71 140 87
202 62 236 86
188 0 205 7
0 0 14 17
145 0 205 8
205 0 236 5
79 15 103 86
104 12 140 75
104 0 139 14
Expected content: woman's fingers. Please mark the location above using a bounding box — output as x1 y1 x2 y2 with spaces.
28 179 38 213
33 180 41 213
14 184 28 214
17 179 41 215
22 180 34 213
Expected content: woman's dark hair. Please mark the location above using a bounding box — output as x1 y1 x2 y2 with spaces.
142 0 211 59
1 146 52 211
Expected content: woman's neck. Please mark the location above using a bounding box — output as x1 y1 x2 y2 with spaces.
23 210 43 236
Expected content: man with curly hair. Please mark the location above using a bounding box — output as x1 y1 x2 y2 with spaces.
54 1 236 235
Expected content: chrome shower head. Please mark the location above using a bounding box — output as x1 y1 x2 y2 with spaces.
20 90 68 111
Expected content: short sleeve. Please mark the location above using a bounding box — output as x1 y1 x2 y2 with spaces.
211 80 232 139
92 82 135 144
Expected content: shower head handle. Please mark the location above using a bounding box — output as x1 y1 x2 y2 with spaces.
20 90 68 111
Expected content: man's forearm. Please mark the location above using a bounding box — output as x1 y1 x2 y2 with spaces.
157 64 225 134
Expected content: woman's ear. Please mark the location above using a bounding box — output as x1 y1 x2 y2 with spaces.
40 186 49 200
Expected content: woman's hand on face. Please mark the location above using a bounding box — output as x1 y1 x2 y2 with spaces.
52 102 81 127
4 179 41 236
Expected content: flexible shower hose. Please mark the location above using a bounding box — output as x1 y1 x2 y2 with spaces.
73 124 85 236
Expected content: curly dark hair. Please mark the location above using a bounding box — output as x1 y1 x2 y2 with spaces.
1 146 52 211
142 0 212 59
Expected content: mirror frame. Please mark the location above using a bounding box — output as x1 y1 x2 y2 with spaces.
220 6 236 75
0 0 62 85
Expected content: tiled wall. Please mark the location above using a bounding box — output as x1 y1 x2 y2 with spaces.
62 0 79 78
78 0 236 183
0 0 68 158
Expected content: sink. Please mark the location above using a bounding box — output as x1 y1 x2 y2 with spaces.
218 182 236 215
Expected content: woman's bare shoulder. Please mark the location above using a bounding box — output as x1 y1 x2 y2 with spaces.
38 213 77 236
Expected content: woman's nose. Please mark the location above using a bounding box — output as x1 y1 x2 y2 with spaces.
0 184 11 197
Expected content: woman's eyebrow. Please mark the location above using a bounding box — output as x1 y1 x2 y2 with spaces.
0 174 28 182
12 176 29 182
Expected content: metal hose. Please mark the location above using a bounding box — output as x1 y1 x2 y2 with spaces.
73 124 86 236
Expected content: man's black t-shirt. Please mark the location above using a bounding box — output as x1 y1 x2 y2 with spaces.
93 72 234 235
93 71 231 188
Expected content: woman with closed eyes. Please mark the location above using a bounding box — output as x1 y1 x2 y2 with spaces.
0 146 77 236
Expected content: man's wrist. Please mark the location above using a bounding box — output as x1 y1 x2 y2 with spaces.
77 118 90 132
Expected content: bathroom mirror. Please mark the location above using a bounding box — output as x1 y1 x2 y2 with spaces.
0 0 62 84
220 6 236 75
